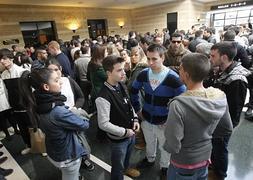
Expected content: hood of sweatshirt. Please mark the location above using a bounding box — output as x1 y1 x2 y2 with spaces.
169 87 227 124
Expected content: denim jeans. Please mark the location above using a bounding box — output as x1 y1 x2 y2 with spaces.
110 136 135 180
211 135 231 178
60 158 81 180
167 163 208 180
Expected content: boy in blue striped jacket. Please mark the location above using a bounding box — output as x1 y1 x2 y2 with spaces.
130 44 186 179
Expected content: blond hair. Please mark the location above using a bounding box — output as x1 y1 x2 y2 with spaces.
48 41 60 50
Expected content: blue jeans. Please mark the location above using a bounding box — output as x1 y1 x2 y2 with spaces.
60 158 81 180
167 164 208 180
211 136 230 178
110 136 135 180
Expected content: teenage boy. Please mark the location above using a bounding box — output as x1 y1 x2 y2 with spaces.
131 44 186 179
164 53 233 180
95 55 140 180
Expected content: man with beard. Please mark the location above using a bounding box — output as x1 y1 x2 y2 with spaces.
31 47 48 71
164 32 191 73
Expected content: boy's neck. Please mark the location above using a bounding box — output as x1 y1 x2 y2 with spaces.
187 81 204 91
107 79 118 86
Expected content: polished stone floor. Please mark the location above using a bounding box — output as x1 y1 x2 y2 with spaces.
1 112 253 180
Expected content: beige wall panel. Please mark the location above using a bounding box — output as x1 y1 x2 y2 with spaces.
0 5 131 48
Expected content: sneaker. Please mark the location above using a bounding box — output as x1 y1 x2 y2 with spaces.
21 147 31 155
137 158 155 169
41 153 47 157
245 107 253 117
124 168 140 178
160 168 167 180
81 158 95 171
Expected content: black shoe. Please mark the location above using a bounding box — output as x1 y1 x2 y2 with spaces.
0 152 3 157
245 115 253 122
81 158 95 171
5 135 12 141
137 158 155 169
0 167 13 177
160 168 167 180
245 107 253 117
14 129 20 135
0 144 3 149
0 157 7 165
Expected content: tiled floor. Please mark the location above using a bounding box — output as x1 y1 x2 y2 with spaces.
1 112 253 180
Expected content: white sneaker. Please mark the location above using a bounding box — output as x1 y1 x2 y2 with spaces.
21 147 31 155
42 153 47 157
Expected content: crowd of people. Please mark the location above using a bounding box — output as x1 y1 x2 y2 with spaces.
0 23 253 180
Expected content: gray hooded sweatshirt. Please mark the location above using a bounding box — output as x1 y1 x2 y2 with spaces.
164 87 233 165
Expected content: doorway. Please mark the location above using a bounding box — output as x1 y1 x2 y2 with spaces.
19 21 57 47
167 12 178 35
87 19 108 39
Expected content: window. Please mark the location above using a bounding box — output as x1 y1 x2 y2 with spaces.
20 21 57 47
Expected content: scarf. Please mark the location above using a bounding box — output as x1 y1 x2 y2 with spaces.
34 91 67 114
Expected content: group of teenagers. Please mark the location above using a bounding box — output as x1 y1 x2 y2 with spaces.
0 38 249 180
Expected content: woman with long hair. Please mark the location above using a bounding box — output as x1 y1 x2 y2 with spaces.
19 69 89 180
87 44 107 112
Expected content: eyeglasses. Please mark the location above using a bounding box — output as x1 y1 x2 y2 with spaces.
172 41 182 44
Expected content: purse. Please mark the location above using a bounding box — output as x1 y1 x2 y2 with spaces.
29 128 46 154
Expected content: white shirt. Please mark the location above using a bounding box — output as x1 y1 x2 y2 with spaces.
61 77 75 108
1 63 26 80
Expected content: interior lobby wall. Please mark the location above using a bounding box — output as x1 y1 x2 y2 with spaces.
0 4 132 48
0 0 247 48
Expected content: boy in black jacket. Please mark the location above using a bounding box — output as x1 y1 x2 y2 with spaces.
95 55 140 180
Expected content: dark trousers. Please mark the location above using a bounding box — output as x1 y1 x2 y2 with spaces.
13 112 31 147
111 136 135 180
211 136 231 178
247 74 253 108
79 80 92 111
0 110 10 137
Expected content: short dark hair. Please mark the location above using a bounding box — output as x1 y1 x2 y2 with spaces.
223 30 236 41
81 46 89 54
181 53 210 82
0 48 14 59
205 27 213 35
102 55 124 72
35 47 47 58
211 42 237 61
195 30 203 38
228 26 240 35
171 32 183 40
140 36 152 46
11 45 17 50
147 44 166 57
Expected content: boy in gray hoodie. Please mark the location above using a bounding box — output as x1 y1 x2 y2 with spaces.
164 53 233 180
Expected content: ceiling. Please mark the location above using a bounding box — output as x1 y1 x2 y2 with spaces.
0 0 218 9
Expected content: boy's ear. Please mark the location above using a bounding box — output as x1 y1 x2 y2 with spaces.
42 83 50 91
106 70 111 77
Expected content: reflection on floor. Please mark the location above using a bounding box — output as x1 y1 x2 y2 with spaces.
1 112 253 180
